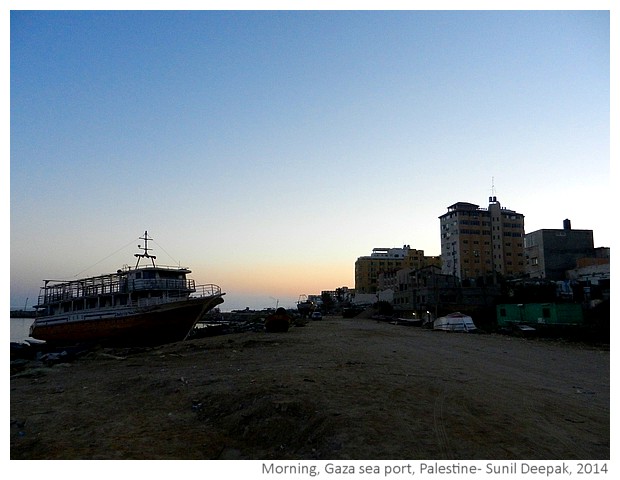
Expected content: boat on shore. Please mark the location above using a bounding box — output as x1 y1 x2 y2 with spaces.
433 312 477 332
296 294 315 318
264 307 292 333
29 231 225 346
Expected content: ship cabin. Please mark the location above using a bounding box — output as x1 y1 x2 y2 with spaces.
35 265 197 317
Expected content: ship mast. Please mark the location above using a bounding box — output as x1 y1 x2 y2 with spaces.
135 230 157 268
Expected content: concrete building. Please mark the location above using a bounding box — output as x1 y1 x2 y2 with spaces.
392 265 501 318
524 219 596 280
567 262 610 300
439 197 525 284
321 287 354 304
392 265 451 312
354 245 440 294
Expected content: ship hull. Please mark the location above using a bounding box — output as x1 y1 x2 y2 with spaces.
30 295 224 346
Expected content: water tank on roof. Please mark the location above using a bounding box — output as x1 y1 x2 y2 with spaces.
563 219 572 230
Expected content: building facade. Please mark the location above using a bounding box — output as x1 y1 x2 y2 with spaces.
439 197 525 283
392 264 501 316
524 219 596 280
354 245 440 294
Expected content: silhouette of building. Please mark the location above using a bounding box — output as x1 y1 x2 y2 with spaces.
524 219 597 280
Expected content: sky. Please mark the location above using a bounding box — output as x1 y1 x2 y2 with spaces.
7 2 613 312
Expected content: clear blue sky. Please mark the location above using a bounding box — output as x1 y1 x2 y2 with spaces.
8 6 611 311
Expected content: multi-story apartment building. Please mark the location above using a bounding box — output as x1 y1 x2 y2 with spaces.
524 219 596 280
354 245 440 294
321 287 354 304
439 197 525 283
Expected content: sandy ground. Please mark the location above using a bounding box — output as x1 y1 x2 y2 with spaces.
10 316 609 460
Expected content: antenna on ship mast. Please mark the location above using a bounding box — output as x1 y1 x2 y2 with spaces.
135 230 157 268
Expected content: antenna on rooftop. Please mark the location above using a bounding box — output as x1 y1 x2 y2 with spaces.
489 177 497 203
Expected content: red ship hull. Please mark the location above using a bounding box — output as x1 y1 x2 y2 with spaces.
30 295 224 346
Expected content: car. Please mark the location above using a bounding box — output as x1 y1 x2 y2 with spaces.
310 311 322 320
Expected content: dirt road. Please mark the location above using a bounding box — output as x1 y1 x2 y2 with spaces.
10 316 609 460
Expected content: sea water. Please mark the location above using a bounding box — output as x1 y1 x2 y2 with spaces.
10 317 36 343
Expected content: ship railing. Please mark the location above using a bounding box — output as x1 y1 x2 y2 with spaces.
37 279 197 304
36 279 221 307
121 264 191 272
37 274 125 304
129 278 195 292
191 284 222 298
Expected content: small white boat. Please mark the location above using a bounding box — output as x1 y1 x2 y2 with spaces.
433 312 477 332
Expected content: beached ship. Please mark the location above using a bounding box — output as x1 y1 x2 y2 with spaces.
30 231 225 345
296 294 315 318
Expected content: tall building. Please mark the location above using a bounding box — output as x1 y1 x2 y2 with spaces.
354 245 439 294
524 219 596 280
439 197 525 283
